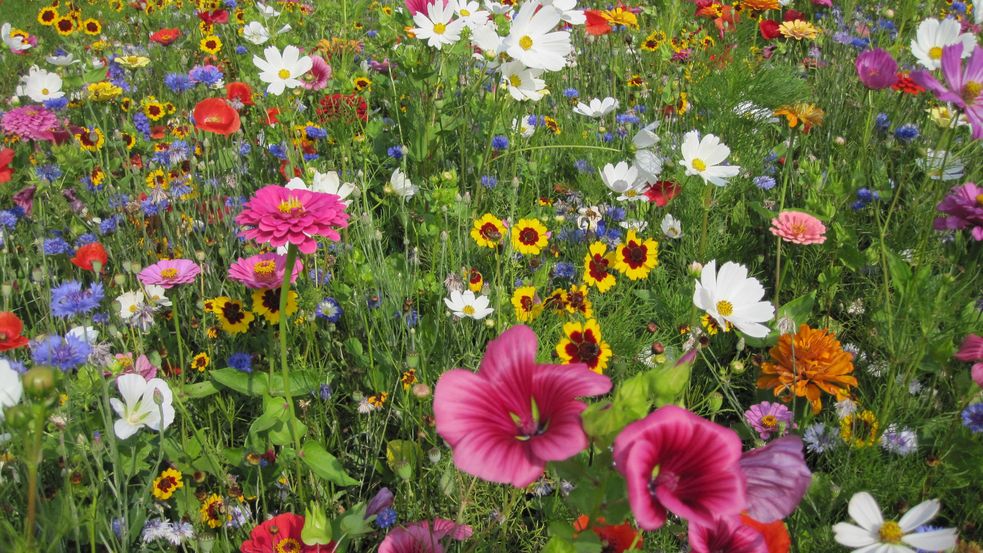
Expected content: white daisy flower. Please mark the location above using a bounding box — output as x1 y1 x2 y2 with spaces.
253 45 313 96
484 0 514 16
454 0 491 30
833 492 958 553
678 130 740 187
573 97 619 118
20 66 63 103
389 168 418 199
444 290 494 319
500 61 546 102
504 3 571 72
693 260 774 338
539 0 585 25
910 17 976 70
242 21 271 45
0 359 23 422
633 121 664 181
413 0 465 50
46 51 77 66
599 161 641 196
660 214 683 239
513 116 536 138
117 291 146 320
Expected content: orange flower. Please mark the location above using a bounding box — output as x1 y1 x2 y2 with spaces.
756 324 857 414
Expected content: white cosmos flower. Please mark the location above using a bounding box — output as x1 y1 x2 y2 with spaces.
471 20 505 55
619 219 648 232
67 326 99 345
633 122 663 181
910 18 976 70
512 116 535 138
679 130 740 187
110 373 175 440
242 21 271 44
256 1 281 17
976 1 983 25
444 290 494 319
504 3 571 71
660 214 683 239
389 168 418 199
918 149 964 181
539 0 585 25
599 161 640 195
21 66 63 103
573 97 619 118
484 0 514 15
117 291 146 320
455 0 491 30
253 45 313 96
693 260 774 338
0 359 23 422
413 0 466 50
287 170 357 206
2 23 31 53
144 285 171 308
833 492 958 553
500 61 546 101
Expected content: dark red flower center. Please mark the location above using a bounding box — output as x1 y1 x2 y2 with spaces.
518 227 539 245
588 255 610 281
622 241 647 268
480 222 501 241
222 301 246 324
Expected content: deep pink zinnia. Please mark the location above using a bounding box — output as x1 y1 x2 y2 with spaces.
688 516 768 553
434 325 611 487
137 259 201 289
1 105 60 141
855 48 899 90
302 56 332 90
739 435 812 523
612 405 746 531
378 519 472 553
934 182 983 240
769 211 827 245
954 334 983 388
235 185 349 254
228 252 303 289
912 43 983 139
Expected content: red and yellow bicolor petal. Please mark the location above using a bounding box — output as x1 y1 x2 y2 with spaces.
583 242 617 293
511 218 549 255
556 319 612 374
470 213 506 249
511 286 542 322
614 230 659 281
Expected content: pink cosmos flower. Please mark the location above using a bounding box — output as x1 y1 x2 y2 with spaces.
113 353 158 380
769 211 827 245
955 334 983 388
1 105 60 141
235 185 349 254
137 259 202 289
744 401 796 440
934 182 983 240
688 516 768 553
302 56 332 90
612 405 746 531
405 0 448 16
912 43 983 139
434 325 611 487
855 48 899 90
228 252 303 289
739 436 812 523
378 519 472 553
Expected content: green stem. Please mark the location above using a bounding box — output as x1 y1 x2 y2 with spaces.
25 405 46 551
278 244 307 502
171 302 186 388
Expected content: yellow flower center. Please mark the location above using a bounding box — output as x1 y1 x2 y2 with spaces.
509 74 522 87
275 538 301 553
519 35 533 50
160 268 179 279
976 193 983 206
963 80 982 103
716 300 733 317
691 158 707 172
929 46 943 60
253 260 277 280
460 8 470 15
761 415 778 428
433 22 446 34
462 305 475 315
129 304 138 313
277 68 291 79
41 88 49 95
878 521 903 544
278 197 304 214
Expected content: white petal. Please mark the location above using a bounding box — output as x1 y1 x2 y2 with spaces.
898 499 940 532
832 523 878 548
900 528 958 551
848 492 885 531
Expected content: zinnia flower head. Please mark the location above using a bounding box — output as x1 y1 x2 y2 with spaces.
770 211 827 245
933 182 983 240
228 252 303 290
612 405 746 530
855 48 899 90
241 512 335 553
138 259 201 289
1 105 60 141
434 325 611 487
744 401 795 440
378 518 471 553
235 185 349 254
757 323 858 414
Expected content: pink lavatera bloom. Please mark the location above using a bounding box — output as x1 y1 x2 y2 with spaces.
954 333 983 387
739 435 812 523
434 325 611 487
613 405 746 530
379 518 471 553
688 516 768 553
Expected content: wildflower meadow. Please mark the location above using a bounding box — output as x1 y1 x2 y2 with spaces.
1 0 982 551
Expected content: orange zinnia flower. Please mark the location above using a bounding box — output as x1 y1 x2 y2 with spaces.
756 324 857 414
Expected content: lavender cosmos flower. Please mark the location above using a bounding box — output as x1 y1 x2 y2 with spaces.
912 43 983 139
855 48 899 90
934 182 983 240
739 436 812 522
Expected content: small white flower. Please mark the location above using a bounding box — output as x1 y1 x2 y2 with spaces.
910 17 976 70
444 290 494 319
573 97 619 118
413 0 465 50
144 285 171 308
660 214 683 239
833 492 958 553
512 116 535 138
242 21 271 45
255 1 281 17
693 260 775 338
0 359 23 422
484 0 514 16
287 170 357 206
471 19 505 56
599 161 641 196
619 219 648 232
679 130 740 187
117 291 146 320
46 51 77 66
253 45 312 96
454 0 491 30
67 326 100 345
918 149 964 181
110 374 175 440
500 61 547 102
389 168 418 199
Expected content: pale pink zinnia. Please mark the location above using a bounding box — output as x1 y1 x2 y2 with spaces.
769 211 827 245
1 105 60 141
612 405 746 530
378 519 472 553
302 55 332 90
228 252 303 289
434 325 611 487
235 185 349 254
137 259 201 289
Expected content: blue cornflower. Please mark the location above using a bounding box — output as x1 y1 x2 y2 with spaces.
802 423 839 454
754 176 776 190
387 145 405 159
170 184 192 198
315 297 343 323
616 113 640 125
238 142 252 156
141 199 163 216
894 124 919 142
227 352 253 373
601 132 614 143
480 175 497 189
74 233 97 247
366 30 378 38
91 312 110 324
164 73 194 93
36 164 63 182
268 143 288 160
43 237 72 255
306 126 328 140
849 37 871 49
235 45 248 55
51 281 104 318
951 1 967 13
375 507 397 529
188 65 224 87
491 135 509 150
133 113 152 139
574 159 593 173
367 294 382 309
552 262 576 280
0 211 16 229
108 194 130 209
302 153 320 162
99 216 120 235
318 383 332 400
31 334 91 371
562 88 579 98
308 269 331 286
606 206 626 222
44 97 69 111
404 309 419 328
875 113 890 132
879 424 918 455
962 403 983 433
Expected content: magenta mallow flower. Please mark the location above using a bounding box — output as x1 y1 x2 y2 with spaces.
302 55 332 90
855 48 899 90
612 405 746 531
434 325 611 487
744 401 796 440
739 436 812 523
688 516 768 553
934 182 983 240
137 259 201 289
235 185 349 254
770 211 827 245
912 43 983 139
1 105 60 141
378 518 472 553
228 252 303 289
955 333 983 388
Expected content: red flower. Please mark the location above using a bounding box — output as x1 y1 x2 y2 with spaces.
759 20 781 40
643 180 680 206
71 242 109 272
317 94 368 123
149 28 181 46
194 98 241 135
891 73 924 95
266 107 281 126
782 9 804 22
740 515 791 553
0 148 13 184
0 311 29 352
226 82 254 106
197 9 229 24
584 10 611 36
240 513 334 553
574 516 643 552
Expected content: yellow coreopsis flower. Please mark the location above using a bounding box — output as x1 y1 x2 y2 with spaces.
471 213 506 248
613 230 659 280
251 289 299 324
151 468 183 500
555 319 612 374
511 218 549 255
583 242 616 293
511 286 542 323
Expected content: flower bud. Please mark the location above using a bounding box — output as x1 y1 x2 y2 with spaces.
23 366 61 400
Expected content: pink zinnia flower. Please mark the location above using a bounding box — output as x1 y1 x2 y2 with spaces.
137 259 201 289
955 334 983 388
1 105 60 141
739 436 812 523
236 185 349 254
934 182 983 240
378 519 472 553
612 405 746 530
744 401 796 440
302 56 332 90
688 516 768 553
228 252 303 289
855 48 899 90
434 325 611 487
912 43 983 139
769 211 827 245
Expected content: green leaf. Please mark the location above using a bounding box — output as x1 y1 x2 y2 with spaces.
301 440 358 486
210 368 269 396
543 537 577 553
184 381 219 399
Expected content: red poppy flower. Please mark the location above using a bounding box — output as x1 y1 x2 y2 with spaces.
0 148 13 184
316 94 368 123
266 107 281 126
226 82 254 106
759 20 781 40
193 98 241 135
0 311 29 352
240 513 335 553
740 514 791 553
584 10 611 36
643 180 680 206
197 9 229 24
149 28 181 46
71 242 109 272
574 515 643 552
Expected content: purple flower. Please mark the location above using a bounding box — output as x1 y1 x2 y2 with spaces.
744 401 796 440
739 436 812 523
1 106 60 141
912 43 983 139
855 49 899 90
934 182 983 240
